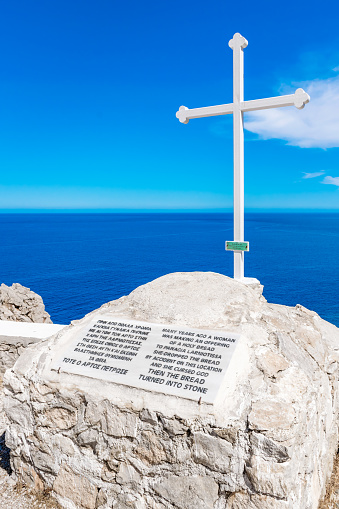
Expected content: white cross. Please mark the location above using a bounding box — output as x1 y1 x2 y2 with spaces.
176 33 310 282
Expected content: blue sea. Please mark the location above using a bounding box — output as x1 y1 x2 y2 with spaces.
0 213 338 327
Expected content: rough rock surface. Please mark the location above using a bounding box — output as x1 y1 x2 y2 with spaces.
3 272 339 509
0 283 52 323
0 336 40 374
0 322 65 374
0 376 61 508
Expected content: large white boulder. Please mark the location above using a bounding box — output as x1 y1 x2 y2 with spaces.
3 272 339 509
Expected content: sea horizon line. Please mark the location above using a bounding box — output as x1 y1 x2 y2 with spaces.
0 208 338 214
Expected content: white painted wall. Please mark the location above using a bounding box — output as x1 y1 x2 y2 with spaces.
0 320 65 339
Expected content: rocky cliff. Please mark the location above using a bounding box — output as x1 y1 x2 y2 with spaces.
0 283 52 324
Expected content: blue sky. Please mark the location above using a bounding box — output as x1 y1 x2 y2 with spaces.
1 0 339 211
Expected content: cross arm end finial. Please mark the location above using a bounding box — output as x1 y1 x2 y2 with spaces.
228 33 248 51
176 106 189 124
293 88 310 109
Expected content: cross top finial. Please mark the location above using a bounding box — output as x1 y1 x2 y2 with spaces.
228 33 248 51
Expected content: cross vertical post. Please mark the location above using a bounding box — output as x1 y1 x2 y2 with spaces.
175 33 310 283
229 33 248 280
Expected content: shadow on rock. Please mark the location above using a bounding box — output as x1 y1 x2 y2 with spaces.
0 432 12 475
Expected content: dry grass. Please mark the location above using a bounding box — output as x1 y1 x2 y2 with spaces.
14 481 61 508
318 453 339 509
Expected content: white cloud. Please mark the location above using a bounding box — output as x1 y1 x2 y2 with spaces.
244 77 339 149
302 171 325 179
322 176 339 186
333 66 339 72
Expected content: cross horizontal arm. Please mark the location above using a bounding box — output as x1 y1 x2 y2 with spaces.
241 88 310 112
176 89 309 124
176 103 233 124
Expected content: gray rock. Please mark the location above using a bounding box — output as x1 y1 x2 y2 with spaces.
193 431 234 473
226 492 288 508
116 462 141 486
249 432 290 463
245 453 292 499
135 430 167 466
4 396 33 433
52 434 76 457
140 408 158 426
77 428 100 450
86 400 138 438
31 449 58 475
153 475 219 509
159 416 187 436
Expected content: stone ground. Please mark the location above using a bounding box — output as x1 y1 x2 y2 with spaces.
0 373 337 509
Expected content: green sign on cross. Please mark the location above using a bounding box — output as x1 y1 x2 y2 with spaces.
225 241 249 252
